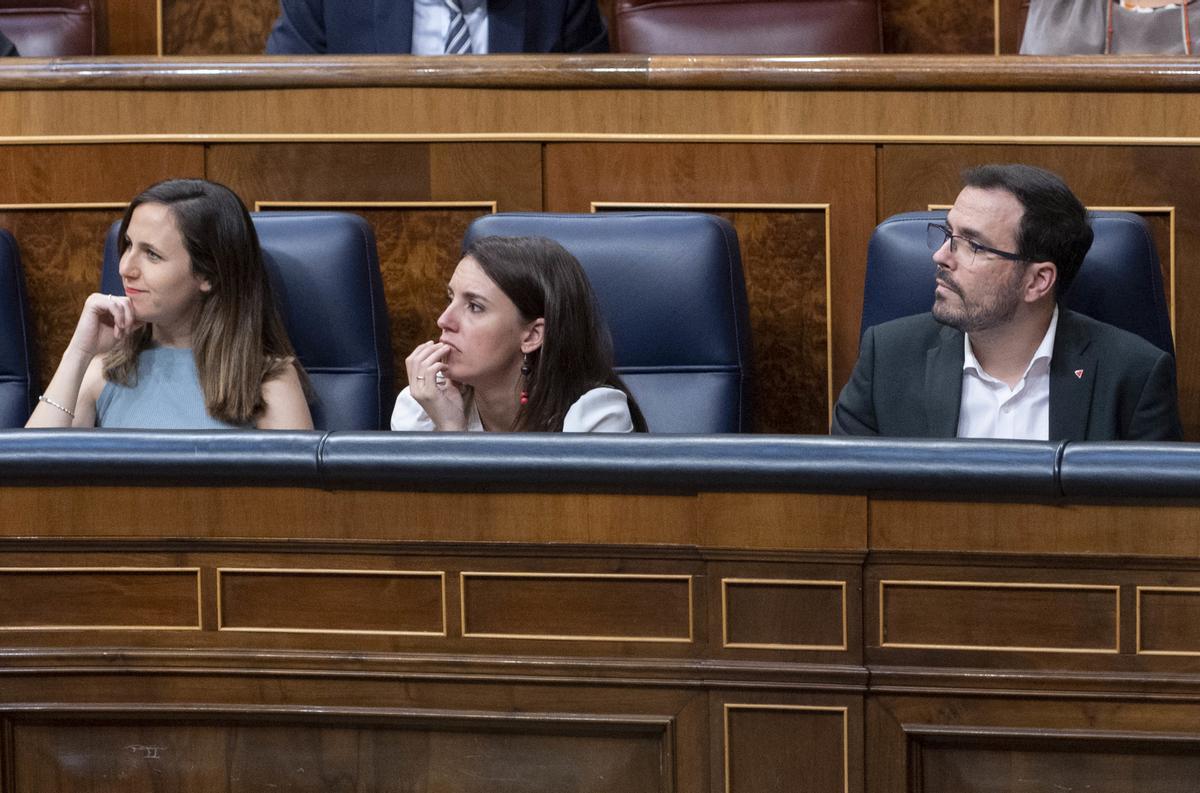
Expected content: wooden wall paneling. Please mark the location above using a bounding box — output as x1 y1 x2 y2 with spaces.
714 694 863 793
0 144 205 389
162 0 278 54
104 0 161 54
880 0 993 53
208 142 541 391
544 143 876 434
998 0 1031 53
869 696 1200 793
878 144 1200 440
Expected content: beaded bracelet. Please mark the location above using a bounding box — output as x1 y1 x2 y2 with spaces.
37 394 75 418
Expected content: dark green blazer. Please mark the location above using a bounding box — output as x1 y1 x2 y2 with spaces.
832 310 1182 441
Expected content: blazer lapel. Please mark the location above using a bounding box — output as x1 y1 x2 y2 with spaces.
924 327 964 438
375 0 413 53
1049 310 1097 441
487 0 526 53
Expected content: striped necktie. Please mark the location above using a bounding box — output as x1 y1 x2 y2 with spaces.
444 0 474 54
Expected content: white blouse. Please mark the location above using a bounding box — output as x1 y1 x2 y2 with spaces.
390 386 635 432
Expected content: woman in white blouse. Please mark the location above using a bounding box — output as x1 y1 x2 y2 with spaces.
391 236 646 433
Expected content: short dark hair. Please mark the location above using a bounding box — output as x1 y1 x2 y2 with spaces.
464 236 646 432
962 164 1093 298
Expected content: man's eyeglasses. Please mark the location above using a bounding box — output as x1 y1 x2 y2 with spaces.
926 223 1026 263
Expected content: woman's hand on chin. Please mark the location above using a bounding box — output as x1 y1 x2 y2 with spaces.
67 292 142 359
406 341 467 431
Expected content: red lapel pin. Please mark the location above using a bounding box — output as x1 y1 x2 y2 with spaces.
1074 369 1084 379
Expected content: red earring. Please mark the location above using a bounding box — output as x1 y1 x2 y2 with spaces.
519 353 531 405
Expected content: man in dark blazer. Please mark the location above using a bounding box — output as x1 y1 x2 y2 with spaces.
833 164 1182 442
266 0 609 54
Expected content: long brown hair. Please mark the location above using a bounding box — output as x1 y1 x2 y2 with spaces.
104 179 302 425
464 236 646 432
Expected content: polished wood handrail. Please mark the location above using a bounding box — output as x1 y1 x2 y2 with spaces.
1 54 1200 91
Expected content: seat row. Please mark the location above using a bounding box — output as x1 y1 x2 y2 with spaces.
0 210 1171 432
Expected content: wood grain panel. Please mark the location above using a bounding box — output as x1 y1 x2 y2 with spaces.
461 572 692 641
0 207 127 389
879 144 1200 440
879 581 1119 653
998 0 1031 54
917 729 1200 793
1138 587 1200 655
546 143 876 432
724 704 847 793
0 145 204 204
217 569 445 635
0 568 199 630
105 0 161 55
10 714 669 793
722 579 846 650
163 0 277 55
882 0 993 54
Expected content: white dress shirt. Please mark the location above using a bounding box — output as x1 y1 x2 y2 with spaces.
391 386 635 432
412 0 489 54
957 307 1059 440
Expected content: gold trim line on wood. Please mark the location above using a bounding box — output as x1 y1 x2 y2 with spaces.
459 571 694 644
0 202 127 210
994 0 1002 56
9 133 1200 146
720 578 848 651
215 568 448 637
0 566 202 631
254 200 499 212
723 703 850 793
592 200 834 425
1135 585 1200 656
155 0 163 57
878 579 1121 654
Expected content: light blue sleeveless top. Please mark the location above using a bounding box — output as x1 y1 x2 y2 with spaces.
96 347 241 429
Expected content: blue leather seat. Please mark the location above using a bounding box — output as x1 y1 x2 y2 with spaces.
463 212 752 432
861 210 1174 354
0 229 38 427
102 212 394 430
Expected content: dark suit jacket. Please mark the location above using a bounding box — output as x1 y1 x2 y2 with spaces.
832 310 1182 441
266 0 609 54
0 29 17 57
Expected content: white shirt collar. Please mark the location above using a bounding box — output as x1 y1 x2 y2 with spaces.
962 305 1059 385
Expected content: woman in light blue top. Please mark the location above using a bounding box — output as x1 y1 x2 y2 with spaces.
27 179 312 430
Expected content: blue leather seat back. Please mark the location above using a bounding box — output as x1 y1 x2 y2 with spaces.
862 211 1174 354
0 230 38 427
463 212 752 432
102 212 394 430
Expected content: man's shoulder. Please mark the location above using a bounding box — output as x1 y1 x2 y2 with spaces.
866 312 957 350
1059 309 1169 363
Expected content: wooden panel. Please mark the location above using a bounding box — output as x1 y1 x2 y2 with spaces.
163 0 277 55
105 0 161 55
546 143 877 432
209 142 542 388
879 580 1119 653
882 0 993 54
998 0 1031 54
723 579 846 651
920 736 1200 793
0 568 200 630
461 572 692 642
724 704 848 793
0 144 205 390
0 207 124 390
1138 587 1200 655
9 713 670 793
217 569 446 635
879 144 1200 440
698 492 867 551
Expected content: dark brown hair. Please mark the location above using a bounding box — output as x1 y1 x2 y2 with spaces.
104 179 303 425
464 236 646 432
